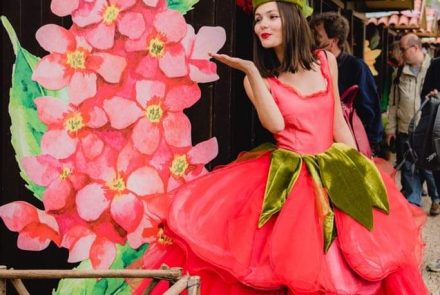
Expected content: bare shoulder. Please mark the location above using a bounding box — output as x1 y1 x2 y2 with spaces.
324 50 337 71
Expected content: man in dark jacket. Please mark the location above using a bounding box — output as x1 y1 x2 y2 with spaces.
421 57 440 215
310 12 384 152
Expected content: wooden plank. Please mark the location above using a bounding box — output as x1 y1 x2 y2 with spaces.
0 269 182 280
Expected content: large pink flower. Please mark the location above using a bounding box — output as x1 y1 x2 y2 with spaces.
103 79 200 155
32 24 127 105
68 0 146 50
22 155 88 212
125 9 188 79
0 202 60 251
182 25 226 83
73 143 165 236
35 96 108 160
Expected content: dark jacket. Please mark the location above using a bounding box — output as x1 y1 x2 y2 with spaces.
421 57 440 99
337 52 384 145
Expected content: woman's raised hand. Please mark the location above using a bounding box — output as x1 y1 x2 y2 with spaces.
209 52 256 74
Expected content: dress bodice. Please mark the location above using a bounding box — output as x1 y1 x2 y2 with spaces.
267 50 334 154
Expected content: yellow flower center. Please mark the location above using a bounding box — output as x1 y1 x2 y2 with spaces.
148 37 166 58
107 175 126 193
102 4 120 25
59 167 72 180
145 104 163 123
157 227 173 245
170 154 189 177
64 112 85 133
66 50 86 70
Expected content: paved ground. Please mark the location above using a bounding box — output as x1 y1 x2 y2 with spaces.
422 196 440 295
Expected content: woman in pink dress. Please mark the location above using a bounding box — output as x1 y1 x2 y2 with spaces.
137 0 428 294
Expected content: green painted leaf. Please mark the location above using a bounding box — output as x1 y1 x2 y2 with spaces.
167 0 199 14
2 16 70 200
53 244 148 295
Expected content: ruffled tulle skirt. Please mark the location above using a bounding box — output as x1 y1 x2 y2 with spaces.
136 151 428 295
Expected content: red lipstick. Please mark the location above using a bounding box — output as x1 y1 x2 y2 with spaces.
261 33 271 40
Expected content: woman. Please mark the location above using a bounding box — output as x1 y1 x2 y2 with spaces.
137 1 428 294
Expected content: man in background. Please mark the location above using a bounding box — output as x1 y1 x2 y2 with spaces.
310 12 384 154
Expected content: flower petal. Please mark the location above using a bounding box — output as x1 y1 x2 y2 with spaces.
81 132 105 160
110 193 143 232
90 238 116 269
159 45 188 78
164 83 200 111
0 202 39 232
68 233 96 262
68 72 97 105
86 106 108 128
191 26 226 60
188 137 218 164
154 10 187 43
189 61 219 83
92 52 127 83
181 24 195 57
163 112 191 147
75 146 117 181
41 129 78 160
36 24 75 53
131 118 160 155
51 0 80 16
17 227 51 251
135 80 166 107
127 215 158 248
111 0 137 9
72 0 105 27
61 225 93 249
127 166 164 196
22 155 60 186
76 183 109 221
32 54 71 90
43 178 73 211
118 12 145 40
35 96 71 125
103 96 143 129
143 0 160 7
86 22 116 50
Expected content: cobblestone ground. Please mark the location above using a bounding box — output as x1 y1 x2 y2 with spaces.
421 196 440 295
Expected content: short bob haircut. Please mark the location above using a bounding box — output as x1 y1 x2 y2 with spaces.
253 1 317 78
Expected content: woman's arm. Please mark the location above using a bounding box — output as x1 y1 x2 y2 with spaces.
327 52 357 149
210 53 284 133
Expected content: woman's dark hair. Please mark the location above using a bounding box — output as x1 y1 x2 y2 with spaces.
253 1 317 77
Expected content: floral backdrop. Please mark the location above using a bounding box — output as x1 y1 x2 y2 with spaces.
0 0 225 293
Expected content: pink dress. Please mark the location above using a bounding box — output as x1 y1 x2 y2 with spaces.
137 51 428 295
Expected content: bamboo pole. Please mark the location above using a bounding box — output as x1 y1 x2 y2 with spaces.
187 276 200 295
10 279 30 295
0 269 181 280
162 276 189 295
142 264 172 295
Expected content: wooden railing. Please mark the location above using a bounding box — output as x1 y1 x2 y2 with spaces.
0 265 200 295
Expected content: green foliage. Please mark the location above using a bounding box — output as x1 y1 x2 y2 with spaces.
53 244 148 295
167 0 199 14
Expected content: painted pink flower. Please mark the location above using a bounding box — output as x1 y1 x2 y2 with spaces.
103 79 200 155
182 25 226 83
146 137 219 191
32 24 127 105
0 202 60 251
125 9 188 79
61 224 116 269
22 155 88 212
35 96 108 160
67 0 146 50
73 143 165 236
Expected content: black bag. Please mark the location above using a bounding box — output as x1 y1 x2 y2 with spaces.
404 95 440 171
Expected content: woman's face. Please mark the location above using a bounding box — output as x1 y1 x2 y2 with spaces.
254 2 283 50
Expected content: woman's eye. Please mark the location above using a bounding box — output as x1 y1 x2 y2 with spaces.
254 18 261 23
270 15 279 20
